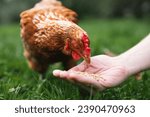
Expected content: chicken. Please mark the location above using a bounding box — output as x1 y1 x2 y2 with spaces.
20 0 91 74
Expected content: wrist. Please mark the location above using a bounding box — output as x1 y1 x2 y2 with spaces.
115 34 150 76
114 54 138 77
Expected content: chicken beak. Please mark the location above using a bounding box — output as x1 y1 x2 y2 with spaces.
72 51 91 64
77 52 91 64
83 56 91 64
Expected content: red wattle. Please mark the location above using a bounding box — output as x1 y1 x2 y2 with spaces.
72 51 81 60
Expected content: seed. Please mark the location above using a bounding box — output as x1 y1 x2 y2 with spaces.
74 71 102 82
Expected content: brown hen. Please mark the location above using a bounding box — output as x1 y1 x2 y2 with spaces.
20 0 91 74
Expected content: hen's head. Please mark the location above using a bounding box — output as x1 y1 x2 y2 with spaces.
63 32 91 64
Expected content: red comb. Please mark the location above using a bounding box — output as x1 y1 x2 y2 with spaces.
82 33 91 56
82 33 89 44
84 47 91 55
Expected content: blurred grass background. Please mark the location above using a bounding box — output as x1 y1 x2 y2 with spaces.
0 0 150 99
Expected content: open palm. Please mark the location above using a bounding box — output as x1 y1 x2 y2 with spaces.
53 55 128 91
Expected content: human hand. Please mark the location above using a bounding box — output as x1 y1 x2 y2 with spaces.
53 55 129 91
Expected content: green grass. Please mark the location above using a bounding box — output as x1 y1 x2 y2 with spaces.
0 19 150 100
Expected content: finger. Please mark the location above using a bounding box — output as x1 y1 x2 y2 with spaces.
53 70 68 78
53 70 106 91
53 70 75 83
53 70 61 77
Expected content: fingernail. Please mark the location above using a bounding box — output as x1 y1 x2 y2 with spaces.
53 70 61 76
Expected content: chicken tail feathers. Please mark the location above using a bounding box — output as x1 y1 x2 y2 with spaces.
34 0 78 23
34 0 62 9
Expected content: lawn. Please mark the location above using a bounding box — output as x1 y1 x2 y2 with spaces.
0 19 150 100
